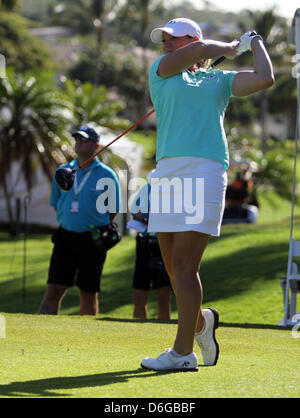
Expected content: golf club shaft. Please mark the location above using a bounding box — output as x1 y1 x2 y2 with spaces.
209 56 226 70
209 43 241 70
78 109 156 170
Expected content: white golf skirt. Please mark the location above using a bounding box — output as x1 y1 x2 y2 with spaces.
147 157 227 236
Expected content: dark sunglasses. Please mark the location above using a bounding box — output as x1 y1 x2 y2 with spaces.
73 134 93 142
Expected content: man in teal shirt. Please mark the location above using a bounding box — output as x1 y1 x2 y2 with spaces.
39 126 121 316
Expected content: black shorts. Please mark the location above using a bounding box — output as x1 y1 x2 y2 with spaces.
132 234 171 291
48 228 107 293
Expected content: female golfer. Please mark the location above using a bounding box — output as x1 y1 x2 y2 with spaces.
141 18 274 371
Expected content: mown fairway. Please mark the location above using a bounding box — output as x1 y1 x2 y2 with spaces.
0 314 299 398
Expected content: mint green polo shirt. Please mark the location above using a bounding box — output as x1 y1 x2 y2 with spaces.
149 55 237 169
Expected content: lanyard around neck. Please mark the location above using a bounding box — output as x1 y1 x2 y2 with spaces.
73 170 92 197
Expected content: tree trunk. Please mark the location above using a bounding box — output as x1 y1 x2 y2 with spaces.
93 0 106 86
139 0 151 120
139 0 150 47
2 173 15 234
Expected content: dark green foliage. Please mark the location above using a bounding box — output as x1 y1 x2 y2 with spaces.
0 12 55 72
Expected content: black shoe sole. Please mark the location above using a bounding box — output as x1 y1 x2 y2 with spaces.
208 308 220 366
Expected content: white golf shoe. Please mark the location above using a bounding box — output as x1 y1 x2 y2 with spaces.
141 348 198 372
195 308 219 366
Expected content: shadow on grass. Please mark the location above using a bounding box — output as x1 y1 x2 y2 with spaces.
98 317 290 331
210 216 299 244
0 231 291 319
0 234 135 315
0 368 174 398
219 322 291 330
201 242 288 303
99 316 178 325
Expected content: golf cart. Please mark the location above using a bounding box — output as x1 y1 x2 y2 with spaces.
222 159 259 224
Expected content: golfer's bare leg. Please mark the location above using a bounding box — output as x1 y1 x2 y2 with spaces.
156 232 176 293
39 284 68 315
133 289 149 319
156 286 171 320
158 232 208 333
171 231 210 356
79 290 99 315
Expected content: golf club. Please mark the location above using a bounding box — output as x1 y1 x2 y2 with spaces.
55 109 155 191
209 31 259 70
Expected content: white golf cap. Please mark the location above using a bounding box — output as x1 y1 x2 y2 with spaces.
150 18 203 43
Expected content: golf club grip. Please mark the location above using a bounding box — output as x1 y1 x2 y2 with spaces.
210 56 226 68
79 109 156 169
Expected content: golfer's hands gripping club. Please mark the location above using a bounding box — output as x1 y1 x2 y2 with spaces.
225 31 262 59
238 31 263 53
210 30 263 69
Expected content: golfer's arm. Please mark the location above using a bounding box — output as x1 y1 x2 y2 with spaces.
232 38 275 97
158 40 237 78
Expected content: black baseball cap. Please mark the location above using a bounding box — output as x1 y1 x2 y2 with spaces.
72 125 100 142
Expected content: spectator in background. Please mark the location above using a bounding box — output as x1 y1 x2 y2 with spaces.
224 171 259 223
130 184 172 320
39 126 121 316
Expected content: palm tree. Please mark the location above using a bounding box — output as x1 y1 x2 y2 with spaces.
0 70 74 231
61 79 130 130
61 78 138 228
61 78 130 171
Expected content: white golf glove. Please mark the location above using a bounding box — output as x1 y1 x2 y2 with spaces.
237 31 263 54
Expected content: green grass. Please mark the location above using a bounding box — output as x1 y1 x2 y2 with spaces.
258 190 300 224
0 315 299 398
0 191 300 397
1 190 299 322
